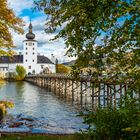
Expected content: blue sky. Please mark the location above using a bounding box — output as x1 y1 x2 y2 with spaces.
8 0 75 63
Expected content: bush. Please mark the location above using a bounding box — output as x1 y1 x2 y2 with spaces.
0 101 14 120
15 65 26 80
82 94 140 140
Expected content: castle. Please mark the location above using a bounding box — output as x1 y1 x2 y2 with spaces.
0 22 56 76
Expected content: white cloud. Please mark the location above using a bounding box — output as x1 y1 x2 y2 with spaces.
8 1 75 63
12 16 75 62
8 0 33 15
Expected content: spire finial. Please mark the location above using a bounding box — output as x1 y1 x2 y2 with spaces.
29 19 32 32
26 19 35 40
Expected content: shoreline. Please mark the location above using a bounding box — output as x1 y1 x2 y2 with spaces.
0 132 75 136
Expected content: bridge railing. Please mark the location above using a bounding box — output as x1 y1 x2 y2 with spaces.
26 73 72 79
26 73 132 84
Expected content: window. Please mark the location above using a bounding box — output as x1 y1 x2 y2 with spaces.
26 59 27 62
6 68 8 71
3 68 5 71
26 48 27 50
26 43 27 45
26 52 27 55
33 52 34 55
33 48 34 50
32 60 34 62
33 43 34 45
29 66 31 69
41 65 44 69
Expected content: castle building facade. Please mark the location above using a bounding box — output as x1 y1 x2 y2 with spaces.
0 22 56 76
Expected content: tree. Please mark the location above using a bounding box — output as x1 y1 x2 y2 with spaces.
15 65 26 80
56 64 71 73
0 0 23 56
34 0 140 83
34 2 140 139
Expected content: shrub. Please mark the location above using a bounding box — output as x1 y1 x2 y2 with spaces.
82 94 140 140
0 101 14 120
15 65 26 80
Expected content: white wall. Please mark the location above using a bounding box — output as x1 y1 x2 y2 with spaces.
0 39 56 75
23 40 37 74
0 63 21 76
0 62 56 75
0 63 16 73
51 54 57 64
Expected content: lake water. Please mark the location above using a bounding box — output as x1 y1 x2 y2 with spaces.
0 81 88 134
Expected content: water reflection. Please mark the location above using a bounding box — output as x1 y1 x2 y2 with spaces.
0 81 88 133
0 80 6 88
15 81 25 94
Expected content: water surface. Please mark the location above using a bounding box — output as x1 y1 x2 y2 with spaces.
0 81 87 134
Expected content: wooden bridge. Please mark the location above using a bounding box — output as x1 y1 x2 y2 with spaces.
25 74 129 109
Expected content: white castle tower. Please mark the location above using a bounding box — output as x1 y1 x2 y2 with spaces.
23 21 38 74
0 21 56 76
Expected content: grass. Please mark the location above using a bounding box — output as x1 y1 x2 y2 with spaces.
0 133 91 140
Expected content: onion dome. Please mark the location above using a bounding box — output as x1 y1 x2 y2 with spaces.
26 21 35 40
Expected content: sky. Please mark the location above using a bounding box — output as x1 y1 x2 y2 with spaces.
8 0 75 63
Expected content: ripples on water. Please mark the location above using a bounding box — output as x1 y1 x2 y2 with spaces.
0 81 88 134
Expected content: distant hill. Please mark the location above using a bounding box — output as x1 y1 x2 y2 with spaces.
62 60 75 66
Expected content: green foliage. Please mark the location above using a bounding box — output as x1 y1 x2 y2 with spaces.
81 94 140 140
34 0 140 85
34 2 140 138
34 0 139 53
15 65 26 80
